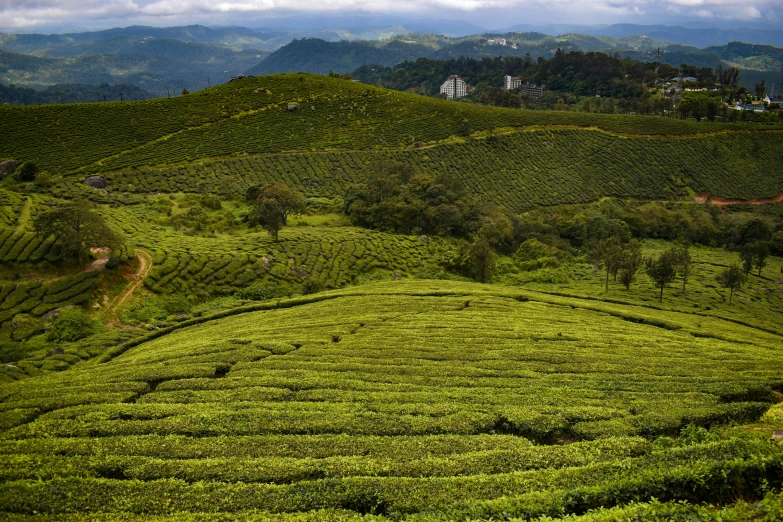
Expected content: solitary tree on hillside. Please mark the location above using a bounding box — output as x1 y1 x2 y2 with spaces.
716 264 746 304
750 241 770 276
465 235 496 284
618 239 642 290
249 184 306 241
599 236 623 291
644 250 678 302
738 242 769 276
673 243 693 293
33 200 122 269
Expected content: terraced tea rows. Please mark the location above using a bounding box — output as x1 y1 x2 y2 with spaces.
96 128 783 210
0 74 774 177
104 206 448 298
1 281 782 519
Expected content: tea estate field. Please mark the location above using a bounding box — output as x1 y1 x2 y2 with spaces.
2 280 783 520
2 74 782 212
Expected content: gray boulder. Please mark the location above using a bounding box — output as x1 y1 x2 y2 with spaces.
84 176 107 189
287 104 300 112
0 160 19 179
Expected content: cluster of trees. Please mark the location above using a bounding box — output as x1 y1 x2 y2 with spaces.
342 161 488 238
0 82 151 105
343 162 519 282
354 52 676 100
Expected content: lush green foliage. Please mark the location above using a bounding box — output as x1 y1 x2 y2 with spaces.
0 281 782 518
1 74 776 180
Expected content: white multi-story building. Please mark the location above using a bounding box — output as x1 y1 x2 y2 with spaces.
503 75 545 100
504 75 522 90
440 75 468 100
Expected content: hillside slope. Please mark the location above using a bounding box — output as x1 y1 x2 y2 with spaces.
1 280 782 518
2 74 781 211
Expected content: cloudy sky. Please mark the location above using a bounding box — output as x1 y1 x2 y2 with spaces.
1 0 781 31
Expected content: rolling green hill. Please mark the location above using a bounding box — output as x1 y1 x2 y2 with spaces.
1 74 780 211
1 280 783 519
2 72 783 520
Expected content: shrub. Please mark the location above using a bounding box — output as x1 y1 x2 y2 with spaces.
46 307 96 343
200 194 222 211
15 162 38 182
237 282 286 301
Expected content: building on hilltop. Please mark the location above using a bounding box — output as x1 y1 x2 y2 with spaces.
440 75 468 100
503 75 546 100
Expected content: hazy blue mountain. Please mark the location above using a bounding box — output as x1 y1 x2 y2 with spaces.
0 48 267 95
246 38 432 75
504 24 783 48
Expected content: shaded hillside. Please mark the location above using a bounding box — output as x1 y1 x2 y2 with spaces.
0 48 268 95
246 38 432 75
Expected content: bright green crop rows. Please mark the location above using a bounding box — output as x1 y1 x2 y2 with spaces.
1 281 782 518
0 74 774 176
103 206 447 298
96 128 783 210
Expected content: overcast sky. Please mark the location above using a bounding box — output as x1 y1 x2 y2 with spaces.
1 0 781 32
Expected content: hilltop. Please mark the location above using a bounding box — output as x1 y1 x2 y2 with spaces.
1 74 781 212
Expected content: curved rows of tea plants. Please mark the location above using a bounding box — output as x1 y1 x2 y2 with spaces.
89 128 783 211
0 74 775 177
103 207 448 298
1 281 782 519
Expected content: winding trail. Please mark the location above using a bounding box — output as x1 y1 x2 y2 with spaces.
103 249 153 326
16 197 31 231
694 192 783 206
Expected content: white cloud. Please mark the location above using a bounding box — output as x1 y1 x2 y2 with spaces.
0 0 781 29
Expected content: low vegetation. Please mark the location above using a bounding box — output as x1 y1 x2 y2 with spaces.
0 73 782 520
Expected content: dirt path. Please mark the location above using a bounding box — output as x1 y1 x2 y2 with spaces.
16 197 31 231
103 249 153 326
694 192 783 206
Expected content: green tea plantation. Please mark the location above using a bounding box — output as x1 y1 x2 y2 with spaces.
2 281 783 520
1 73 783 521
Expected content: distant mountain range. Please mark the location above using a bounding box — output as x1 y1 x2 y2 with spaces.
1 24 782 102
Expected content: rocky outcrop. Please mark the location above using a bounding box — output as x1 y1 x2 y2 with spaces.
0 160 19 179
84 176 107 189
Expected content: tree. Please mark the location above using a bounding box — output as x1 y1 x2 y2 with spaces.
618 239 642 290
599 236 623 291
15 161 38 182
465 235 495 284
716 264 746 304
250 184 306 241
739 244 755 276
181 88 190 95
33 201 122 269
742 241 770 276
755 80 767 99
673 243 693 293
644 250 678 302
252 198 286 241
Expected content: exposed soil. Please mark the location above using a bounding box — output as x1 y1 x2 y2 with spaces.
694 192 783 206
104 250 153 327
